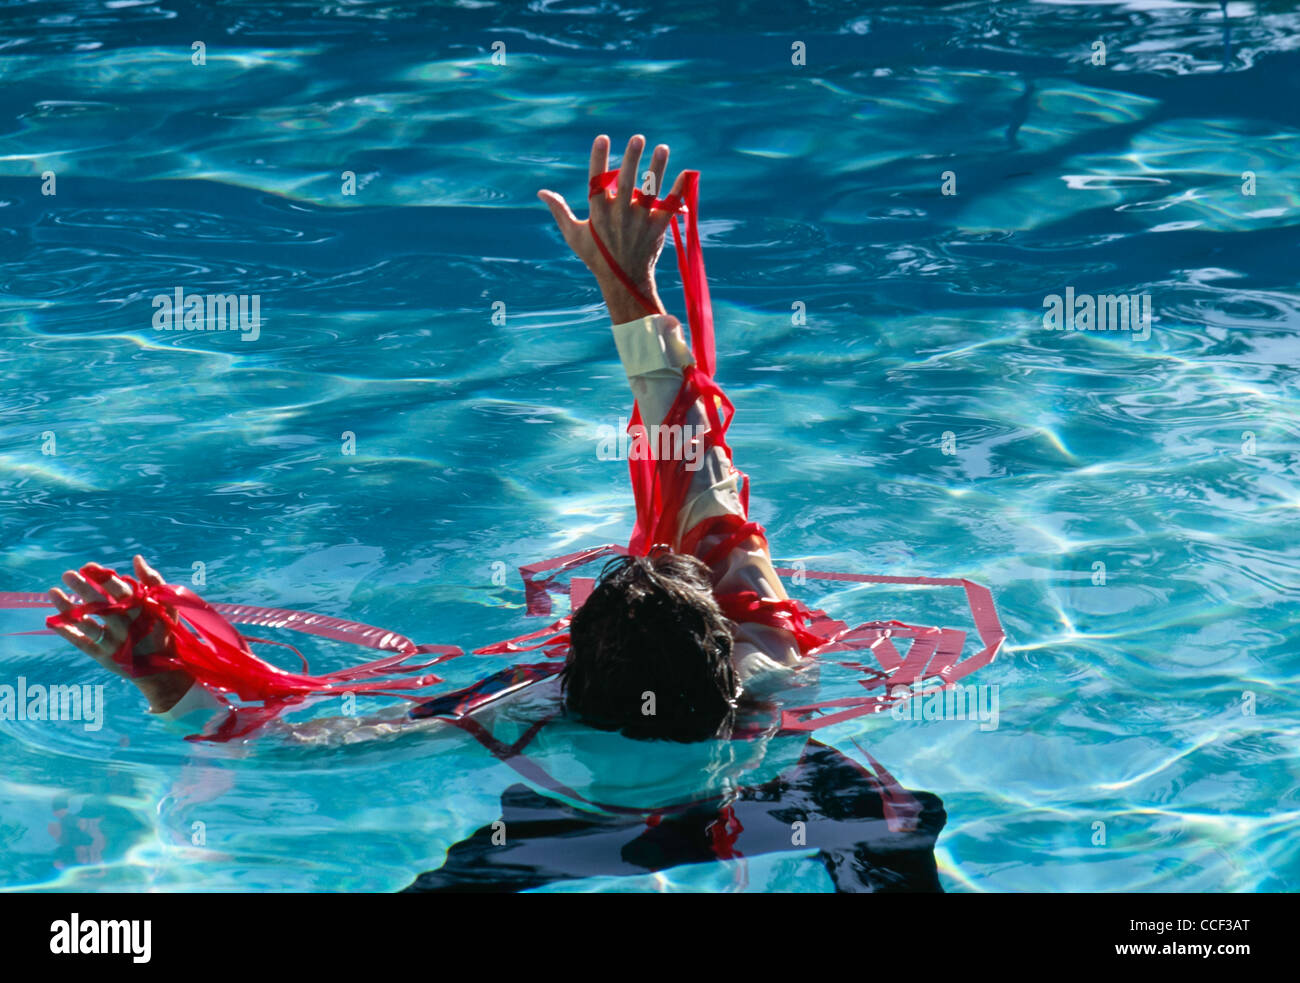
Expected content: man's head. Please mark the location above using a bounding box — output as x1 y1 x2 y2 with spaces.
562 548 739 742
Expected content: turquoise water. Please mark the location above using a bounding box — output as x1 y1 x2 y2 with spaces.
2 0 1298 892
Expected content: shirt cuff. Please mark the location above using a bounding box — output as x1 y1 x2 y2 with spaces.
152 682 226 732
734 641 802 694
610 314 693 377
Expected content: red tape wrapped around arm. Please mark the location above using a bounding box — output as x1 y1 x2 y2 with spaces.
588 167 736 555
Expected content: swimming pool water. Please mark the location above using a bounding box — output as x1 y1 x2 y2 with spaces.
1 0 1298 892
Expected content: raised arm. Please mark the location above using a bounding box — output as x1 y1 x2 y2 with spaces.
539 136 805 679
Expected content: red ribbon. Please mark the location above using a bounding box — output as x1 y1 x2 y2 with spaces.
34 567 451 740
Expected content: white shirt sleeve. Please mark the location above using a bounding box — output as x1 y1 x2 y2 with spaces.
610 314 746 544
609 315 805 682
152 681 227 734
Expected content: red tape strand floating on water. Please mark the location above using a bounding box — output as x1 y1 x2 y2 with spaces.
499 545 1006 732
0 557 1003 817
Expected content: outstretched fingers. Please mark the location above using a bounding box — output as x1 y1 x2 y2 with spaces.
74 562 135 604
538 134 683 303
645 143 669 200
53 563 143 650
50 620 105 658
48 587 96 650
588 133 611 188
61 568 106 606
93 567 134 601
615 134 645 206
134 555 165 588
651 168 689 227
48 586 125 662
536 189 582 244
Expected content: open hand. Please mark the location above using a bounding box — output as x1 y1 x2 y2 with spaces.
537 134 686 323
48 555 196 712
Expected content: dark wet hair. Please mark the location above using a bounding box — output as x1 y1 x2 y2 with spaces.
562 548 739 743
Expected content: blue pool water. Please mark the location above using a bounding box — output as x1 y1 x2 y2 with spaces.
2 0 1298 892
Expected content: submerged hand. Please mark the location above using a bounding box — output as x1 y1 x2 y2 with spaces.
537 134 686 323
